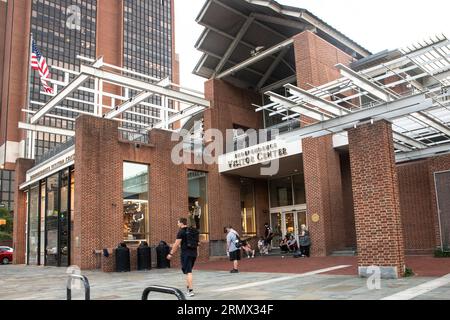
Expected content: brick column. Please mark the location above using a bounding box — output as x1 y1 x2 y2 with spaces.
73 115 122 270
12 158 35 264
348 120 405 278
302 135 345 256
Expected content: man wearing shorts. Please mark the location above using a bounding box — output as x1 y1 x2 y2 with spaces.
167 217 198 297
226 225 241 273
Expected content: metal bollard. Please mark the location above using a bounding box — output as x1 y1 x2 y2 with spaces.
67 274 91 300
141 285 186 300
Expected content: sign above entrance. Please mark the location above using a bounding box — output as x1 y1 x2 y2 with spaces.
219 138 301 173
20 147 75 190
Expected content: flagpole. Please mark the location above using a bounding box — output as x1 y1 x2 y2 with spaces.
25 33 33 159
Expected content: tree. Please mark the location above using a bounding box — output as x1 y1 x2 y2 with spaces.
0 208 13 240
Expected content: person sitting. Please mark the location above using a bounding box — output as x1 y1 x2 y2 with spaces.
257 237 268 255
241 240 255 258
287 235 298 252
279 236 289 253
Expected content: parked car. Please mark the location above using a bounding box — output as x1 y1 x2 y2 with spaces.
0 246 13 264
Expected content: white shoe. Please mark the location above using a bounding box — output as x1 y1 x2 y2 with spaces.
186 291 195 297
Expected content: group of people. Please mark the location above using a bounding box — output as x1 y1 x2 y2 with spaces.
166 218 312 298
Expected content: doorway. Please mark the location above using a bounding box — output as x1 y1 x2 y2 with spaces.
270 209 307 247
435 171 450 251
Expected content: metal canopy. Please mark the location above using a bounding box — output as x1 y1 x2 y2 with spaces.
194 0 371 92
20 56 210 158
257 35 450 162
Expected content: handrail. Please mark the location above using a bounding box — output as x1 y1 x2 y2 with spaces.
141 285 186 300
67 274 91 300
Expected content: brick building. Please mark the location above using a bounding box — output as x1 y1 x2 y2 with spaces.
9 0 450 279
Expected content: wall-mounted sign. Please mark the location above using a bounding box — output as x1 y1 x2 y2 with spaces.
219 138 301 173
22 147 75 189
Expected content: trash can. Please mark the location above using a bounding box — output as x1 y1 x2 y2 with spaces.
115 242 131 272
137 241 152 271
156 241 171 269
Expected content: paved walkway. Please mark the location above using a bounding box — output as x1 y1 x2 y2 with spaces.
1 259 450 300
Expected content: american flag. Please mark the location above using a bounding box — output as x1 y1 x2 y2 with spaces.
31 39 54 94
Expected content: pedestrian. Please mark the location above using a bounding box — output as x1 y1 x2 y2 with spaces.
167 217 199 297
264 223 274 252
225 225 241 273
299 224 311 257
241 239 255 258
257 237 268 255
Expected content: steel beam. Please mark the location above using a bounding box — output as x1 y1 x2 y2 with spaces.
266 91 330 121
396 142 450 162
80 65 210 107
393 132 427 149
104 77 171 119
336 63 397 101
19 122 75 137
214 16 255 76
216 38 294 79
257 47 289 90
285 84 349 116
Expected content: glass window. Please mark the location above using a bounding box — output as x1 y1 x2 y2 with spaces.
269 176 293 208
240 178 256 236
188 171 208 238
28 185 40 265
40 181 46 264
293 174 306 205
123 163 149 242
46 174 59 266
59 169 70 266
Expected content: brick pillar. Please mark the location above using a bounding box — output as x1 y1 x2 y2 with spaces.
12 158 35 264
73 115 122 270
348 120 405 278
302 135 345 256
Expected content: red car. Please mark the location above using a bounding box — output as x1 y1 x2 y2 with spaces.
0 246 13 264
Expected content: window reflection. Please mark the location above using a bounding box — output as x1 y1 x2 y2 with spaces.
240 178 256 236
123 163 149 242
188 171 208 238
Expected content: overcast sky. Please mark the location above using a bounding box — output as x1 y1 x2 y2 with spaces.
174 0 450 92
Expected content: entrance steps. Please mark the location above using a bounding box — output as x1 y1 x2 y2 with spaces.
330 248 357 256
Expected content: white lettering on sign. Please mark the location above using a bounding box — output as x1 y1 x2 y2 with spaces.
28 151 75 182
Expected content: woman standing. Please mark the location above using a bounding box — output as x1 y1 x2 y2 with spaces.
299 224 311 257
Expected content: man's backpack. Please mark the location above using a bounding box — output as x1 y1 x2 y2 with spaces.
234 234 243 248
186 227 200 249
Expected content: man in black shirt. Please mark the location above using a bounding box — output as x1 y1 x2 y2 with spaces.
167 217 198 297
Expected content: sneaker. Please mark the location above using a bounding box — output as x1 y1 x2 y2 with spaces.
230 269 239 273
252 250 255 258
186 290 195 297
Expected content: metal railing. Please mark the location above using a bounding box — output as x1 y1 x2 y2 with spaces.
67 274 91 300
35 137 75 165
142 285 186 300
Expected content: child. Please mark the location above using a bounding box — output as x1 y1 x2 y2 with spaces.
257 237 268 255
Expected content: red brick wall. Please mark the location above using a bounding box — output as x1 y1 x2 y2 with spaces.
348 120 405 276
302 135 345 256
0 0 7 127
73 116 123 270
0 0 31 148
397 160 436 254
204 79 267 242
73 115 210 270
12 158 35 264
429 153 450 249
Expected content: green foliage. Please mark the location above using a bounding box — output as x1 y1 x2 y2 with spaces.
0 208 13 235
0 231 12 241
434 248 450 258
404 267 415 277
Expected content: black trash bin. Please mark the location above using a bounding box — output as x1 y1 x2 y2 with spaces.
115 242 131 272
156 241 171 269
137 242 152 271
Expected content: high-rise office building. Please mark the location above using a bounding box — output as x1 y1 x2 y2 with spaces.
0 0 177 210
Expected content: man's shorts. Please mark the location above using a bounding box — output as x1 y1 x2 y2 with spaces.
229 250 241 261
181 255 197 274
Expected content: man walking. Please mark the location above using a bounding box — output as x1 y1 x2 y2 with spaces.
226 225 241 273
167 217 199 297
